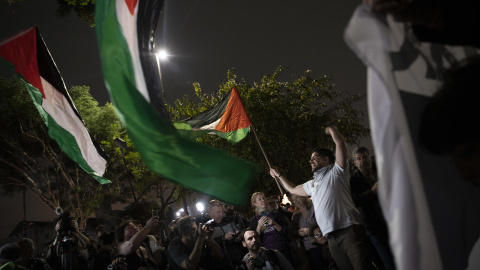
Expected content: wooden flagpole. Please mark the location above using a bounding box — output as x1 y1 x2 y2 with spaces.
250 124 285 195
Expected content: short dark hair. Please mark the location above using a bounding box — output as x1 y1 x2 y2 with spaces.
240 227 258 242
312 148 335 164
177 216 196 237
115 220 135 243
352 146 370 160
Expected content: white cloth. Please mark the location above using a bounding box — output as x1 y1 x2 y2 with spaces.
344 4 480 270
303 163 359 235
466 237 480 270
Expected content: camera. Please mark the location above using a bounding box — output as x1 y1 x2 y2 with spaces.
55 207 74 237
205 219 214 230
54 207 77 270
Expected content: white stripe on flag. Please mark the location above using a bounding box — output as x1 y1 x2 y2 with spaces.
116 0 149 102
41 77 107 176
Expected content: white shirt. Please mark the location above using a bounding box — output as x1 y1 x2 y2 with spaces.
303 162 360 235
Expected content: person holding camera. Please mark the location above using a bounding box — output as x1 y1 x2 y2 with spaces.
46 219 93 270
114 215 161 270
240 228 293 270
167 216 223 270
206 200 247 269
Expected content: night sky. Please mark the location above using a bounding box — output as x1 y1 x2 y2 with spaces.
1 0 367 108
0 0 372 238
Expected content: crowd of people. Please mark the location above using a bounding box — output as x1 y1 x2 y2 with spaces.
0 126 394 270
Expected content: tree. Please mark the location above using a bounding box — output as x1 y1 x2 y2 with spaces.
168 66 369 196
0 79 119 226
55 0 95 27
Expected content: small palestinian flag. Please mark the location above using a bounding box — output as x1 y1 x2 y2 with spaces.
0 27 110 184
174 87 251 143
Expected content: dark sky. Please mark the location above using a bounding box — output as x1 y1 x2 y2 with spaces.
0 0 372 237
1 0 367 108
0 0 372 146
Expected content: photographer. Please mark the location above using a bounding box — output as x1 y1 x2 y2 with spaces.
240 228 293 270
46 218 93 270
114 215 161 270
167 216 223 270
207 200 247 269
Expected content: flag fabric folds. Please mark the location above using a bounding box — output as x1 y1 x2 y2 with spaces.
0 27 110 184
345 6 480 270
95 0 258 205
174 87 251 143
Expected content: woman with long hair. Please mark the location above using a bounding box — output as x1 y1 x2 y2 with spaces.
248 192 298 266
115 217 160 269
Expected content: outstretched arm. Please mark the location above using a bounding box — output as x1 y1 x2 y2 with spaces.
117 217 159 255
269 169 308 197
326 126 348 169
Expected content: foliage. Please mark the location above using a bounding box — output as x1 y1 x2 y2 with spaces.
55 0 96 27
168 66 369 197
3 0 95 27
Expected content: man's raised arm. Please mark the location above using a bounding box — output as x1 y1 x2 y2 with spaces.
326 126 348 169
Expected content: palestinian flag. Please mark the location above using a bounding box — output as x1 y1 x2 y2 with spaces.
174 87 251 143
0 27 110 184
95 0 258 205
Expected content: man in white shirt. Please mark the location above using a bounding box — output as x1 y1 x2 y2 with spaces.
270 126 375 270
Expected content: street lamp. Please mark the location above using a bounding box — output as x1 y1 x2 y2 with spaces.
157 49 169 61
155 49 169 104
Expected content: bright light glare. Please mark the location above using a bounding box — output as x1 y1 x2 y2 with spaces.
157 50 169 61
281 194 291 205
175 208 184 217
196 202 204 213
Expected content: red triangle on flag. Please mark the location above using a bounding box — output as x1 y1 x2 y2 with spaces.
124 0 138 16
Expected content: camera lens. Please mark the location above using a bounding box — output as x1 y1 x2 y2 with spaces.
253 256 264 267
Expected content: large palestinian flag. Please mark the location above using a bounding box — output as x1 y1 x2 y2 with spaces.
95 0 258 205
345 5 480 270
0 27 110 184
174 87 251 143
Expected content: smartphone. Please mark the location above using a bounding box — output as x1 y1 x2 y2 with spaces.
260 210 268 216
152 210 159 217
